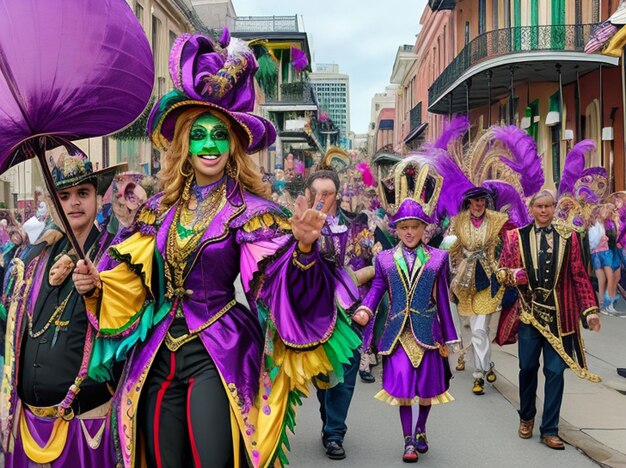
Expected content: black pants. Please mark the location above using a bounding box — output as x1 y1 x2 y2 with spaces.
140 336 236 468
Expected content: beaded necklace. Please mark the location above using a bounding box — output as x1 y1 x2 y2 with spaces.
26 240 98 340
164 180 226 299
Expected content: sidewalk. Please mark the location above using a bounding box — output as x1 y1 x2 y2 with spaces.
489 305 626 468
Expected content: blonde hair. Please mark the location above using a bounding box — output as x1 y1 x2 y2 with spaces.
158 107 270 208
528 189 556 207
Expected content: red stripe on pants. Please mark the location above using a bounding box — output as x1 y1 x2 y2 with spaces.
154 351 176 468
186 377 202 467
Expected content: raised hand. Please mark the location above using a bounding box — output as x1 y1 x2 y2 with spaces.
290 192 331 251
72 259 102 296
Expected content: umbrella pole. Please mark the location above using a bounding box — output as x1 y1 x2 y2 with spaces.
34 145 85 260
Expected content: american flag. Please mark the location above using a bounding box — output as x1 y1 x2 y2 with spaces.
585 20 619 53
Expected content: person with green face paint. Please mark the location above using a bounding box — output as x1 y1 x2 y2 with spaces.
188 114 231 186
74 31 361 468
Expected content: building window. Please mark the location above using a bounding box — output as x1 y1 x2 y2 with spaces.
492 0 498 30
134 2 143 25
478 0 487 35
551 125 561 185
169 30 177 50
503 0 510 28
443 25 447 62
465 21 470 45
152 15 161 71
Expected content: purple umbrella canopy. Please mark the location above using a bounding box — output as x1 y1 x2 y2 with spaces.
0 0 155 173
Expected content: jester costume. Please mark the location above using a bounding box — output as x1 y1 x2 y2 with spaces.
83 31 359 467
448 196 509 389
361 237 457 407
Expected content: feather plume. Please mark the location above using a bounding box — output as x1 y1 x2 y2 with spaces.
559 139 597 196
424 150 474 219
355 162 376 187
489 126 544 196
482 180 532 227
432 116 470 150
290 46 309 72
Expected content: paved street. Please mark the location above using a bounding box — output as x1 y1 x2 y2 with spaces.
287 355 598 467
239 277 626 467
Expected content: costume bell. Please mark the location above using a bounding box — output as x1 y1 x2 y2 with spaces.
355 164 458 464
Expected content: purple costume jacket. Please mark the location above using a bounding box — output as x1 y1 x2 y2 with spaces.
86 176 359 467
360 243 458 403
361 244 458 354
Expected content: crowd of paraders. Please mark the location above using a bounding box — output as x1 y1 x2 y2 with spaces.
1 30 626 468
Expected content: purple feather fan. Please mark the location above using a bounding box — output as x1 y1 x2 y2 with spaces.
558 139 597 196
482 180 532 227
490 126 544 197
432 116 470 150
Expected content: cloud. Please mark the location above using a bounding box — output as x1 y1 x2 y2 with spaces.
233 0 426 135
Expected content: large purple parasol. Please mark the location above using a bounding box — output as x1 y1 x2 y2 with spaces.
0 0 154 255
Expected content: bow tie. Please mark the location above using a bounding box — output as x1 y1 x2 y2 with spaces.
534 225 553 234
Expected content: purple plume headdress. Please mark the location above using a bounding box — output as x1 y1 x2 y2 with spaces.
427 117 544 227
555 140 607 231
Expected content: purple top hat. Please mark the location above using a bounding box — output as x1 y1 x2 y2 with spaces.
147 29 276 154
390 198 434 227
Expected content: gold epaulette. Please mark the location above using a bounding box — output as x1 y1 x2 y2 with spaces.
243 211 292 233
137 205 158 226
552 220 575 239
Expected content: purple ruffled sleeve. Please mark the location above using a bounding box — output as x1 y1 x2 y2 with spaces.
240 236 337 348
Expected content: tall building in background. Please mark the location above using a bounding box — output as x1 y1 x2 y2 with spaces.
368 84 398 156
310 64 351 148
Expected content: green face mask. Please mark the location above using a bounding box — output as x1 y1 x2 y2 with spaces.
189 114 230 156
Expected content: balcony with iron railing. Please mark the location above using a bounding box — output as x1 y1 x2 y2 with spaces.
409 102 423 131
265 82 317 106
428 0 455 10
234 15 299 33
428 23 598 106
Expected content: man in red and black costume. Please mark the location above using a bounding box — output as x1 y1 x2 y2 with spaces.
497 189 601 451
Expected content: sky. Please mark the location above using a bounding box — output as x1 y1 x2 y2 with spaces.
233 0 428 134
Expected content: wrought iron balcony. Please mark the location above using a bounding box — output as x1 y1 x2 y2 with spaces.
234 15 299 33
428 0 455 10
267 81 316 105
429 24 598 106
409 102 423 130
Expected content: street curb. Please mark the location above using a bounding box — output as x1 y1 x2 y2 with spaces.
493 371 626 468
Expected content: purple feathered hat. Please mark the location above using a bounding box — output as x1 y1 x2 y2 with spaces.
147 29 276 154
428 116 543 227
390 199 433 227
461 186 495 210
